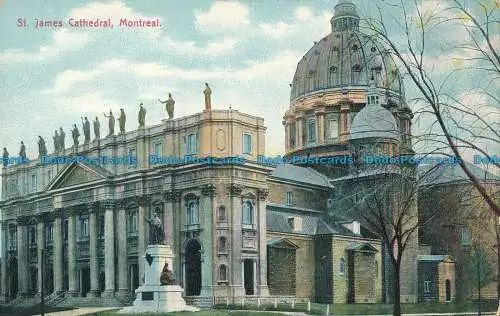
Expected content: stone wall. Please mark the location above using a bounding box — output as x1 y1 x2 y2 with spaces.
267 181 329 212
437 260 455 302
352 251 377 303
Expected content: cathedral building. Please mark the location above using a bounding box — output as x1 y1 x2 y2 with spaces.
1 0 464 308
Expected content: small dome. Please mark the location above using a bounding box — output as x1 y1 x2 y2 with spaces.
350 103 399 141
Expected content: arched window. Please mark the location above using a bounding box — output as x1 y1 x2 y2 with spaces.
128 211 138 234
218 236 227 253
218 206 226 222
339 258 346 275
187 201 198 225
242 201 253 225
219 265 227 281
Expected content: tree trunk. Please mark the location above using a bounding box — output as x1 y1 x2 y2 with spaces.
393 264 401 316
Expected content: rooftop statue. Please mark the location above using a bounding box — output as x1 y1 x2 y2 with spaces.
138 103 146 128
53 130 59 153
2 147 8 167
146 211 165 245
19 141 26 160
103 110 115 136
93 117 100 140
72 124 80 148
204 82 212 110
59 127 66 151
82 116 91 144
158 93 175 119
38 136 47 157
118 108 126 133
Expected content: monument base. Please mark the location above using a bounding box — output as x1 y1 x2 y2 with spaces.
119 285 199 313
119 244 199 313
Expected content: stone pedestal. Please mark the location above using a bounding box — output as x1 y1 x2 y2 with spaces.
119 245 199 314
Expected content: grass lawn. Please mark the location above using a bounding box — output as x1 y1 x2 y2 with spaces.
93 311 284 316
0 304 75 316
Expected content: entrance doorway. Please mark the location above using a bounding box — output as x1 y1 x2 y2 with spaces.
80 268 90 296
185 240 201 296
445 279 451 301
8 257 18 299
244 259 254 295
99 271 105 293
129 264 139 292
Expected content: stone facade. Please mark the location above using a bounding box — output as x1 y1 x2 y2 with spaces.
0 110 271 306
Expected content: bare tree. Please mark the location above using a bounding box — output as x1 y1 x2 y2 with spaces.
361 0 500 217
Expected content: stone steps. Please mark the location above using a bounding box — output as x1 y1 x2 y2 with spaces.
184 296 213 309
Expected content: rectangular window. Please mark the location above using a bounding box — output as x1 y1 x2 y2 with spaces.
154 143 163 156
63 219 68 241
286 191 293 205
187 134 198 155
80 217 89 237
460 227 470 246
48 170 53 182
329 119 338 139
307 119 316 143
31 174 37 192
242 133 252 154
29 226 37 245
46 223 53 245
99 216 105 237
424 280 432 293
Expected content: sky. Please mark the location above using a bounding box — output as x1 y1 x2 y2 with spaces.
0 0 498 161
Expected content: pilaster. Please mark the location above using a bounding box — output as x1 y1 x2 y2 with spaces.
36 217 45 297
200 184 215 298
67 210 78 296
257 188 270 297
88 202 100 297
102 200 115 298
53 209 63 294
315 108 325 144
138 196 150 286
17 217 29 297
116 202 129 299
295 112 304 148
1 223 8 302
340 103 351 143
228 184 244 297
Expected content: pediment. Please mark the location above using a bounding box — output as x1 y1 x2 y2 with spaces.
47 162 109 190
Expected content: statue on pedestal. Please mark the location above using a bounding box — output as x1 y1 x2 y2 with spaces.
94 117 100 140
2 148 9 167
81 117 91 144
38 136 47 157
72 124 80 148
59 127 66 151
138 103 146 128
103 110 115 136
203 83 212 110
53 130 59 153
19 141 26 160
146 212 165 245
158 94 175 119
118 108 126 134
160 263 176 285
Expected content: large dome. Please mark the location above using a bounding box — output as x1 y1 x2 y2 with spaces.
290 0 403 102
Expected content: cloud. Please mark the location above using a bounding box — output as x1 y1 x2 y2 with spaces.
0 30 91 63
258 7 332 39
159 36 238 56
195 1 249 31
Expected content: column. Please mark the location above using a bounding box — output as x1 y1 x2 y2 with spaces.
17 219 28 297
103 200 115 297
53 211 63 294
116 204 128 299
315 109 325 144
257 189 270 296
295 114 304 148
138 197 148 286
1 223 8 302
163 191 175 249
67 212 77 296
340 103 351 143
229 184 244 297
88 203 99 297
36 218 45 296
200 184 215 298
283 121 289 152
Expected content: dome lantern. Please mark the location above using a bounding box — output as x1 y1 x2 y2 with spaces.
330 0 360 32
